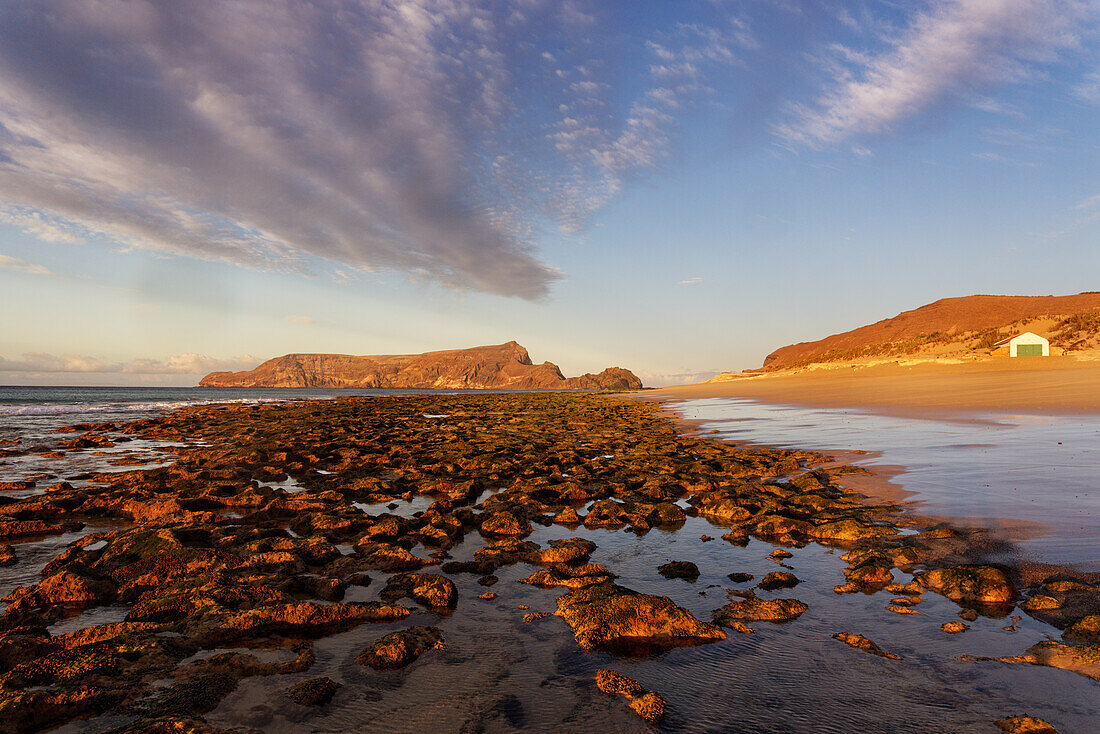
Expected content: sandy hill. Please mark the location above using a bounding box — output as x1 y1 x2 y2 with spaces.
761 293 1100 370
199 341 643 390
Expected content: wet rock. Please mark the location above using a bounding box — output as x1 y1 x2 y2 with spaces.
534 537 596 565
833 632 902 660
0 685 124 733
0 518 67 539
215 601 409 641
809 519 897 543
379 573 457 610
1021 595 1061 612
356 626 444 670
555 582 726 652
1064 614 1100 640
553 507 582 525
918 565 1016 605
356 541 437 572
521 563 614 589
595 669 665 724
712 596 807 624
658 561 700 581
940 621 969 633
769 549 793 560
984 640 1100 682
0 544 15 566
994 715 1059 733
286 677 339 706
758 571 800 591
479 511 532 538
727 572 754 583
477 592 496 600
842 563 894 589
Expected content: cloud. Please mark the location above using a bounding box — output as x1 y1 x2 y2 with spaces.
0 253 52 276
679 277 704 286
776 0 1087 147
0 352 257 375
287 316 316 326
0 2 606 299
1076 68 1100 104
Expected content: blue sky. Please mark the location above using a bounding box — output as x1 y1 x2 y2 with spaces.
1 0 1098 386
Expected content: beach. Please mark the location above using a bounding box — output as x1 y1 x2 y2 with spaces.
1 390 1098 732
644 358 1100 418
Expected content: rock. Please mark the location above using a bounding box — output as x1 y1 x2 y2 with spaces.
0 518 66 539
843 563 894 588
809 519 897 542
833 632 901 660
1021 595 1061 612
886 605 921 615
1064 614 1100 640
356 626 444 670
758 572 800 591
534 537 596 565
286 677 339 706
712 596 807 624
198 342 643 390
986 640 1100 682
356 541 438 572
941 622 969 634
918 565 1016 605
994 715 1059 733
217 601 409 640
769 549 793 559
658 561 700 581
379 573 457 610
0 544 15 566
479 511 532 538
727 572 754 583
521 563 614 589
477 592 496 600
595 669 665 724
553 507 582 524
555 582 726 653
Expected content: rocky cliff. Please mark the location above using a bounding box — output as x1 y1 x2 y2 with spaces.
199 341 643 390
762 293 1100 370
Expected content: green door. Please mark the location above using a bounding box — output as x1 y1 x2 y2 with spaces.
1016 344 1044 356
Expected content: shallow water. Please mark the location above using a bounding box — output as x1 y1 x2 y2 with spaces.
5 394 1099 732
671 398 1100 570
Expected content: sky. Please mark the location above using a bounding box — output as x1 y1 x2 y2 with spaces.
1 0 1099 387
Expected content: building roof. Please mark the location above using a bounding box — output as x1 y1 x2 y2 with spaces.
993 331 1048 347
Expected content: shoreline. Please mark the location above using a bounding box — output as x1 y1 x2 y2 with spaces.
639 357 1100 420
643 394 1094 585
1 392 1098 731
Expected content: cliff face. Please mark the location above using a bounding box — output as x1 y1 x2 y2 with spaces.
763 293 1100 369
199 341 643 390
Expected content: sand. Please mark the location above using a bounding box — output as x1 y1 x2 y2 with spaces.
640 357 1100 418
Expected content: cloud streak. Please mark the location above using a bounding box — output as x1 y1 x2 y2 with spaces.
0 2 759 299
0 254 52 276
777 0 1087 147
0 352 257 376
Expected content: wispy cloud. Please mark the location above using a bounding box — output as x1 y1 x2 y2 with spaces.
0 352 257 375
776 0 1088 147
0 254 52 276
0 2 607 299
679 277 704 286
287 315 315 326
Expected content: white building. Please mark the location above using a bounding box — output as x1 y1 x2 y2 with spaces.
993 332 1050 357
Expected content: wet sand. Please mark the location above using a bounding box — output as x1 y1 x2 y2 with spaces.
641 358 1100 419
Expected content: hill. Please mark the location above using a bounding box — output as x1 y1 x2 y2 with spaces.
199 341 643 390
761 293 1100 370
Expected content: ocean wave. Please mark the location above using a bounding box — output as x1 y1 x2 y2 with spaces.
0 397 288 416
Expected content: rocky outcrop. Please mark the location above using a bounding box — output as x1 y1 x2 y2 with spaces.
199 341 642 390
762 292 1100 369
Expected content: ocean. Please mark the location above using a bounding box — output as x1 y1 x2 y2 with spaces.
669 397 1100 570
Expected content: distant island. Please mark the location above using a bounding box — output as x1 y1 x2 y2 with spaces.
199 340 643 390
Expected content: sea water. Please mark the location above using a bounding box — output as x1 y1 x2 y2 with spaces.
669 397 1100 570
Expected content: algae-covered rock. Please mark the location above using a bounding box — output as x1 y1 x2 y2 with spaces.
379 573 458 610
712 596 807 624
595 669 665 724
286 677 339 706
918 565 1016 604
555 582 726 653
356 626 444 670
833 632 902 660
